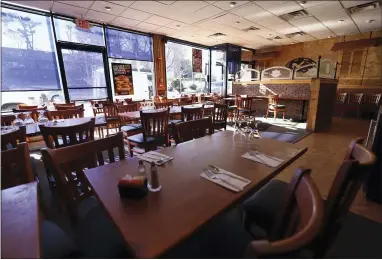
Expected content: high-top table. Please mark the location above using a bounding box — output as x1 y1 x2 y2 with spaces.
84 131 307 258
1 182 40 258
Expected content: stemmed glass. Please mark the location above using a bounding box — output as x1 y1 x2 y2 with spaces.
12 113 25 128
24 111 35 125
233 116 261 148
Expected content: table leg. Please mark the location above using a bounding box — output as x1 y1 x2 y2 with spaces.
299 100 307 122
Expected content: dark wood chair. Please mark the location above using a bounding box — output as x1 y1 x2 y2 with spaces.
17 105 38 110
55 104 84 111
118 103 142 142
244 168 323 258
181 105 204 122
1 115 16 126
41 132 125 218
172 117 214 145
1 126 27 151
335 93 347 116
124 98 133 104
178 99 193 106
361 93 381 119
53 102 75 109
344 93 363 117
12 108 46 122
236 96 254 119
266 95 286 120
212 103 228 130
103 104 121 137
40 118 95 149
127 109 170 157
1 142 35 190
47 108 84 121
154 101 173 109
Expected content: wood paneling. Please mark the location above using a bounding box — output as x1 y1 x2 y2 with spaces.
152 34 166 97
256 30 382 90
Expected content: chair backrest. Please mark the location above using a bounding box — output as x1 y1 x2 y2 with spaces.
212 103 228 123
155 101 173 109
1 115 16 126
48 108 84 120
363 93 381 105
12 108 46 122
1 126 27 151
1 142 34 190
315 138 376 256
178 99 193 106
336 93 347 104
103 104 119 119
246 168 324 258
172 117 214 144
41 132 125 211
117 103 139 113
237 96 252 110
347 93 363 104
140 108 170 143
212 95 223 104
55 104 84 111
40 118 95 149
53 102 75 109
124 98 133 104
181 105 204 121
17 105 38 110
268 95 279 106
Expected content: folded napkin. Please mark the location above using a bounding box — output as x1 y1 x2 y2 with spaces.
137 151 174 166
200 167 251 192
242 150 284 168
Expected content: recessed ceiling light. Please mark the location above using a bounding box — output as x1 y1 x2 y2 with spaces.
291 42 295 44
367 19 375 23
105 6 111 11
300 1 307 5
235 21 240 24
230 2 236 7
176 24 181 27
338 19 344 23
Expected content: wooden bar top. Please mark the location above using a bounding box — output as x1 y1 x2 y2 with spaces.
1 182 40 259
84 131 307 258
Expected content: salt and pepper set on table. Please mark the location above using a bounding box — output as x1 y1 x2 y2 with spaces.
117 160 162 199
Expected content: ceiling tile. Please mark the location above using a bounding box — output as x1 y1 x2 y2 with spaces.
90 1 127 16
352 9 382 32
295 1 329 9
108 1 135 7
254 1 288 9
10 1 53 11
306 1 349 21
292 33 316 42
120 8 153 21
271 22 301 35
267 1 302 16
321 16 359 35
85 9 116 23
158 1 176 4
195 29 217 36
212 1 249 11
155 26 178 35
52 2 88 17
111 16 140 27
340 1 375 8
170 1 209 13
175 5 224 24
144 15 173 26
130 1 168 15
309 29 336 39
231 3 274 22
290 16 328 33
165 21 188 30
58 1 94 9
255 15 285 27
135 22 160 31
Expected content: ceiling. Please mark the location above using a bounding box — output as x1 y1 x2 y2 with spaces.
4 0 382 49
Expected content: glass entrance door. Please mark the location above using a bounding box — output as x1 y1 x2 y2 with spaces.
211 49 226 95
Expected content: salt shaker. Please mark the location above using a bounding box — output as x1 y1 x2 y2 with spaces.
148 162 161 192
137 160 146 177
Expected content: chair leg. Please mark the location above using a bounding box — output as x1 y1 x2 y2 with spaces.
283 112 285 120
128 142 133 157
274 110 277 120
266 109 269 119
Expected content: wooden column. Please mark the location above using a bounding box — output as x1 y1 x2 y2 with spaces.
152 34 166 97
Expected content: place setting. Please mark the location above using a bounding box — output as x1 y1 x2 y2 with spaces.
136 150 174 166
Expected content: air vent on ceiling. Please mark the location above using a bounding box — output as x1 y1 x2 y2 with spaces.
279 9 310 21
347 1 380 15
241 26 260 32
285 31 305 38
209 32 227 38
267 35 283 41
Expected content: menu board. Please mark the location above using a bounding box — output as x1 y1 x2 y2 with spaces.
111 63 134 96
192 48 202 73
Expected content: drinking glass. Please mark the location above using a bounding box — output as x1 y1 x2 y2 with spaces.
24 111 35 125
38 110 49 124
12 113 24 128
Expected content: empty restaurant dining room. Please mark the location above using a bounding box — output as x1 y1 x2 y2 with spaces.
2 0 382 258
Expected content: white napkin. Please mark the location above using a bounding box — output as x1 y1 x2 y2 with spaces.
242 151 284 168
200 167 251 192
137 151 174 166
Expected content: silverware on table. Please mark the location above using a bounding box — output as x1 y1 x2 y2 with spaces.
208 165 250 183
204 169 242 191
248 149 273 167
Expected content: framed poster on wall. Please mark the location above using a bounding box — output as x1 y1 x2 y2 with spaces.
111 63 134 95
192 48 202 73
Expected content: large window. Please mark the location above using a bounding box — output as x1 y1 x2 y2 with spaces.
1 7 63 110
106 28 154 100
211 49 226 95
165 41 210 99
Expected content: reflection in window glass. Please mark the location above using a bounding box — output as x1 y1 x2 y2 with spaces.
61 49 107 100
109 58 154 101
211 50 226 95
54 18 104 46
1 8 61 91
106 28 153 61
165 41 209 99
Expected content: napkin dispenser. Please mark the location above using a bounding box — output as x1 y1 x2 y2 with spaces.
118 175 148 199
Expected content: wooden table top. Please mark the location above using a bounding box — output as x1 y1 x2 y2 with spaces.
224 96 309 101
1 182 40 259
84 131 307 258
119 104 214 120
25 116 106 136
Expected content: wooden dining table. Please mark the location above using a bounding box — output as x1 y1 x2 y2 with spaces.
118 104 214 120
24 116 106 136
84 131 307 258
1 182 40 258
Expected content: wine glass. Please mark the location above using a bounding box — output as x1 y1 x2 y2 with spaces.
38 110 49 124
24 111 35 125
12 113 24 128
